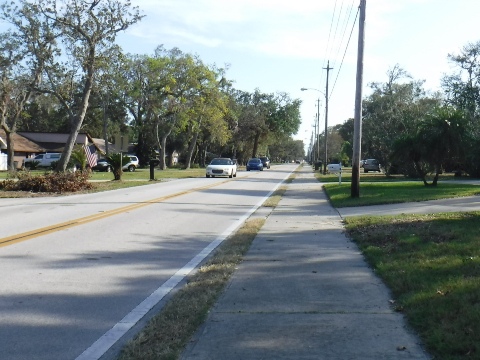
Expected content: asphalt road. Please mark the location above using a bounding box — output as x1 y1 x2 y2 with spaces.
0 164 296 360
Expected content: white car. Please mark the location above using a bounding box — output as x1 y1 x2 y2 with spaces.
206 158 237 178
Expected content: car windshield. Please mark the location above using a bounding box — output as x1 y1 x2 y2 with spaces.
210 159 231 165
248 159 260 164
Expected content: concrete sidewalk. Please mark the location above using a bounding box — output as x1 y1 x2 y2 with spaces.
181 166 430 360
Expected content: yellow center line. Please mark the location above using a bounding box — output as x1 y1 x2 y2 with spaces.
0 179 229 248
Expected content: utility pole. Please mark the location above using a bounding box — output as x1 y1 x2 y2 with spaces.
351 0 366 198
323 60 332 174
316 98 320 163
311 134 314 163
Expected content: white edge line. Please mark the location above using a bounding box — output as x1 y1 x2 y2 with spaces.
75 169 293 360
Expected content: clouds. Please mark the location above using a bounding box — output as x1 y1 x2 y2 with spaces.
121 0 480 142
129 0 343 59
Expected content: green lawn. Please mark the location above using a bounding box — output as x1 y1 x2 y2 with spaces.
0 167 208 197
323 182 480 208
0 167 206 181
89 167 206 181
345 212 480 360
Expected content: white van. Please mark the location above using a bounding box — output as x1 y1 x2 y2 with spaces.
23 153 61 169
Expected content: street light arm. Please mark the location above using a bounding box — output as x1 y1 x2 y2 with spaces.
300 87 326 98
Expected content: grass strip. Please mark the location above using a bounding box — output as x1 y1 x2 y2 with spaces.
89 168 207 181
118 218 265 360
344 212 480 359
323 182 480 208
313 167 474 183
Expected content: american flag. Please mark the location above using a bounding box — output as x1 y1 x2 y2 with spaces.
83 144 98 168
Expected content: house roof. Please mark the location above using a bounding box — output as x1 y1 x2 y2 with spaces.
17 132 99 153
0 130 45 153
92 138 113 155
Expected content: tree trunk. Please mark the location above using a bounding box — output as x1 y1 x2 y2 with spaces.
103 97 109 157
252 132 260 158
432 164 441 186
198 143 207 167
159 129 173 170
185 131 199 169
5 129 16 171
56 55 95 172
160 135 167 170
2 125 17 171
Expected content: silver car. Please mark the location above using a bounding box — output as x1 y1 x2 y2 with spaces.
122 155 139 172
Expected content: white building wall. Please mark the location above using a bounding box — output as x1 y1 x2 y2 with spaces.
0 153 7 170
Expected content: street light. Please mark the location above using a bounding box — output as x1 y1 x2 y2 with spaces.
301 87 328 174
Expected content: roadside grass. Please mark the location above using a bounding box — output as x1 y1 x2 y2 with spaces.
263 176 294 207
118 217 266 360
314 168 402 183
98 167 206 181
323 182 480 208
0 168 207 198
0 167 206 180
314 167 474 183
118 171 294 360
344 212 480 360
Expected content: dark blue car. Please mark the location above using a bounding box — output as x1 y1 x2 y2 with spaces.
246 158 264 171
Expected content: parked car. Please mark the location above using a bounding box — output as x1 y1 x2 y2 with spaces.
92 158 112 172
206 158 237 178
362 159 381 173
246 158 264 171
23 153 61 169
259 156 271 169
123 155 139 172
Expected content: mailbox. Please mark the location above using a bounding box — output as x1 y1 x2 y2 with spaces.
327 163 342 173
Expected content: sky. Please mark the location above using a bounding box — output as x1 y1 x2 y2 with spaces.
72 1 480 148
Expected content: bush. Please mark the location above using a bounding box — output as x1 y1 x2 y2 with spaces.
25 160 40 170
1 171 94 193
106 153 131 180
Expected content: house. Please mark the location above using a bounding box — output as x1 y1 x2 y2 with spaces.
0 131 99 169
0 130 45 170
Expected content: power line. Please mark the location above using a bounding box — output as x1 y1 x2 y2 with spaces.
329 0 346 65
330 4 360 97
319 0 357 98
319 0 339 90
331 0 356 73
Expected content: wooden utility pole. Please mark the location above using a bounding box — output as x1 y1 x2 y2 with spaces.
316 98 320 163
351 0 366 198
323 61 333 174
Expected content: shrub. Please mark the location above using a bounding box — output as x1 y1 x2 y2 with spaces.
2 171 94 193
106 153 131 180
0 179 17 190
70 147 88 170
25 160 40 170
